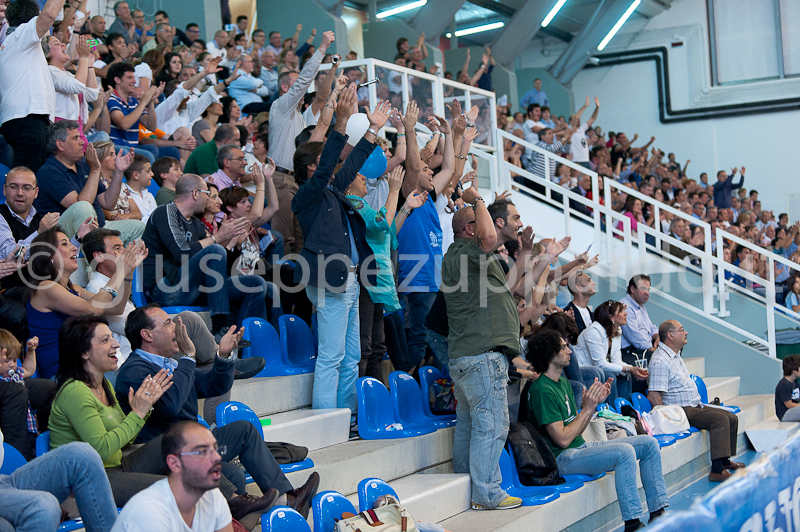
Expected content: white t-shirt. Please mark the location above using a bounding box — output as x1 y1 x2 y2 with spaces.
134 63 153 87
85 272 133 365
111 479 231 532
0 17 57 124
569 123 591 163
435 191 454 253
302 104 320 127
522 119 545 146
575 304 592 329
122 183 158 224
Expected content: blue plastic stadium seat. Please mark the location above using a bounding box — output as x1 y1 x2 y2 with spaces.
131 266 210 314
357 477 398 513
498 448 560 506
691 374 740 413
0 443 27 475
216 401 263 438
614 398 633 414
279 458 314 473
597 402 613 413
357 377 437 440
261 505 311 532
240 317 291 378
506 444 584 493
147 180 161 198
631 392 651 413
312 491 358 532
35 431 51 457
418 366 457 423
389 371 450 430
197 415 210 429
278 315 316 372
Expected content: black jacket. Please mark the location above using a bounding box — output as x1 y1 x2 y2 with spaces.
291 130 377 291
563 301 589 335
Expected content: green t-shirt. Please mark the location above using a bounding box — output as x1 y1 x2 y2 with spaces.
441 237 520 360
184 140 219 176
155 187 176 206
528 375 584 457
49 379 145 468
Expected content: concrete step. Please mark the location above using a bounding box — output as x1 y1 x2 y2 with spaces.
745 419 800 452
247 428 455 499
260 409 351 452
704 376 741 404
346 474 471 523
439 393 773 532
683 357 705 378
230 373 313 417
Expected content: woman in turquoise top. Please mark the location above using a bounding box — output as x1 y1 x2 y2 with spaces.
346 166 426 379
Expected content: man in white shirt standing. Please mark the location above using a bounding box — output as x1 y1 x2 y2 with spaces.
569 97 600 170
0 0 61 172
111 420 236 532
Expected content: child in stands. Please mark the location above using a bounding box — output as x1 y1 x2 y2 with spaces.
0 330 41 453
152 156 182 205
776 354 800 422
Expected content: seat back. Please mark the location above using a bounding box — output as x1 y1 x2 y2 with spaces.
36 431 51 457
614 397 635 415
498 447 515 490
278 315 316 367
147 180 161 198
312 491 357 532
241 317 282 366
596 403 613 413
389 371 429 425
261 505 311 532
419 366 446 417
131 266 148 308
631 392 652 413
357 377 397 433
691 374 708 403
357 477 399 513
216 401 264 439
1 443 27 475
197 415 210 429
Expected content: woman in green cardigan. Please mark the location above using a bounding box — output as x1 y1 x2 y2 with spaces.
49 315 173 507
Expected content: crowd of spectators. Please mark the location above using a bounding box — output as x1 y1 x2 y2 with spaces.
0 2 794 530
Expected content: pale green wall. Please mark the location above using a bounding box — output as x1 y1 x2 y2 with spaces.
516 67 573 118
255 0 349 56
362 19 439 67
160 0 221 43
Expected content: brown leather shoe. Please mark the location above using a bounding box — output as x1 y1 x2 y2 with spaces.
725 461 746 470
286 472 321 519
228 489 280 521
708 470 732 482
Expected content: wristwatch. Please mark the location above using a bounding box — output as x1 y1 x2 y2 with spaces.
367 127 379 136
99 285 118 298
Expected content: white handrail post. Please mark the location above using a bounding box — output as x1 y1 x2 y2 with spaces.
702 227 714 314
623 216 633 280
563 188 571 237
716 232 730 317
600 177 609 265
401 73 409 112
637 223 646 265
654 204 661 252
766 256 777 358
366 60 377 109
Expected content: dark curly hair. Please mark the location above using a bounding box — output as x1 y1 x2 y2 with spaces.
526 330 566 375
527 312 579 345
6 0 39 27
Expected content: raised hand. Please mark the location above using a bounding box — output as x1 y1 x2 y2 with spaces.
296 23 302 32
320 30 335 52
128 369 174 418
461 184 480 205
365 99 392 130
334 74 348 92
264 157 276 179
76 34 91 58
463 126 478 144
115 147 135 173
205 55 223 75
218 325 244 358
0 246 26 280
86 142 101 170
251 160 265 186
424 115 439 133
389 109 405 133
452 114 467 137
466 105 479 123
460 170 476 187
387 166 405 192
402 101 419 130
545 237 571 257
446 98 462 118
336 83 357 123
594 96 600 106
405 190 427 210
173 316 196 356
494 190 511 203
118 240 148 277
520 226 534 252
38 212 61 232
76 216 98 239
432 114 451 135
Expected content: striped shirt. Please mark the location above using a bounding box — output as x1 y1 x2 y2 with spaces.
525 140 563 182
648 343 702 407
108 90 145 146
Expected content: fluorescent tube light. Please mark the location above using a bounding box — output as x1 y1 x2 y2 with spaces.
377 0 427 19
597 0 640 51
541 0 568 28
446 21 504 38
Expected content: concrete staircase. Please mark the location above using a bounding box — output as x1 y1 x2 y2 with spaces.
226 355 777 532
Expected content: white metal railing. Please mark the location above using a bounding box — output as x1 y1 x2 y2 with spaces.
494 127 800 358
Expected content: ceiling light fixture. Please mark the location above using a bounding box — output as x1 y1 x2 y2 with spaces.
597 0 640 51
445 21 505 39
376 0 427 19
541 0 568 28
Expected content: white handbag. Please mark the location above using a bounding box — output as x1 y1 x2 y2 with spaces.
335 495 419 532
649 405 690 434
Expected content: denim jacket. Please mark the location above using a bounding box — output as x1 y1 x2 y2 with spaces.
291 130 377 291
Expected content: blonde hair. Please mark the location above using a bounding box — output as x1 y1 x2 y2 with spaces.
94 141 116 161
0 330 21 361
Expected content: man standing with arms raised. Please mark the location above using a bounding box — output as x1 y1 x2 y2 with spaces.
268 30 336 255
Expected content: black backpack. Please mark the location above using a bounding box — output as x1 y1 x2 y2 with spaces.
506 422 565 486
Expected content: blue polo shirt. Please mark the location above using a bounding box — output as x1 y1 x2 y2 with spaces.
396 192 443 293
108 90 145 146
35 156 107 224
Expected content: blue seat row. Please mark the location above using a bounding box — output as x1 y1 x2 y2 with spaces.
239 316 316 377
130 265 210 314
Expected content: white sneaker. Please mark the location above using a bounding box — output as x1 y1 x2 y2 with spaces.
471 496 523 510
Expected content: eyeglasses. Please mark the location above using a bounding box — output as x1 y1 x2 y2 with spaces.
5 184 36 192
669 327 686 334
229 156 246 162
179 444 226 458
197 189 210 195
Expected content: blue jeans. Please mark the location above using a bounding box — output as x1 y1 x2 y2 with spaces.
151 244 268 326
556 436 669 521
600 371 632 403
425 330 449 371
305 272 360 418
0 442 118 532
404 291 437 372
451 351 510 507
